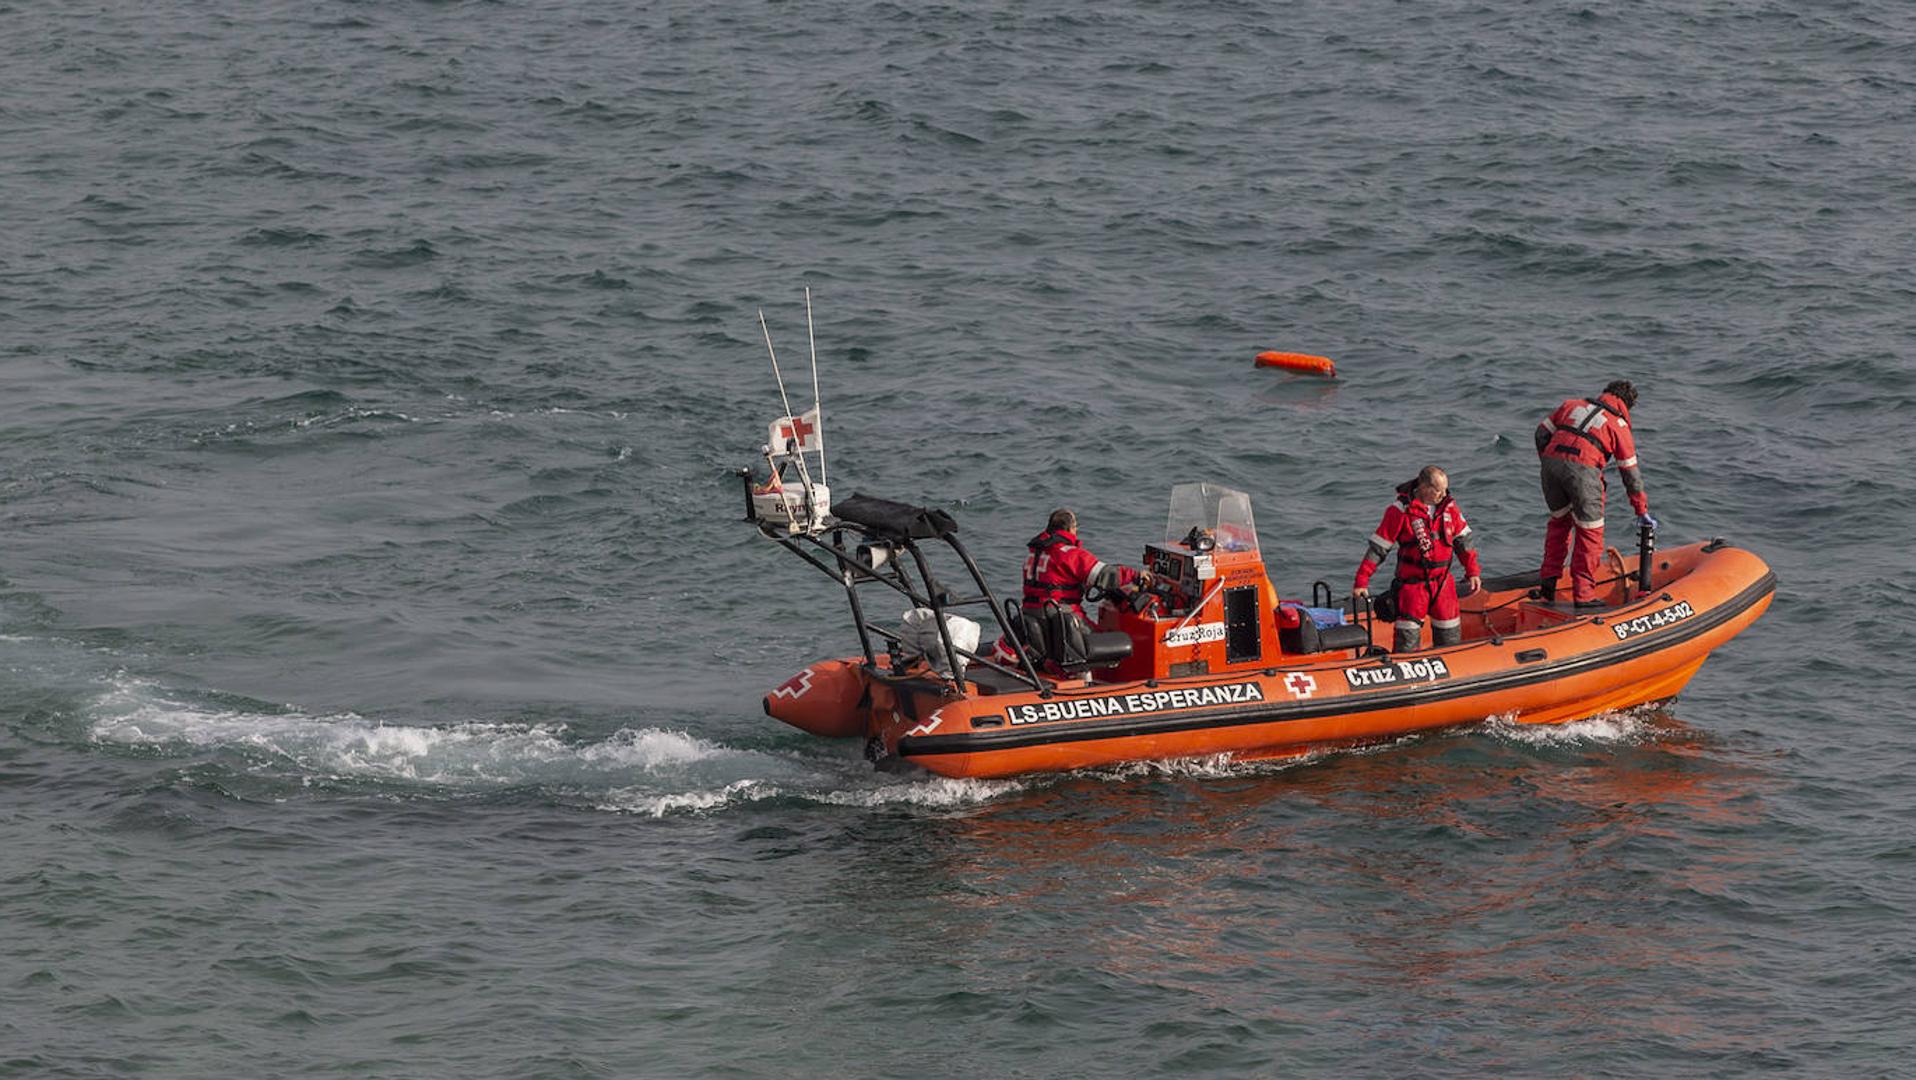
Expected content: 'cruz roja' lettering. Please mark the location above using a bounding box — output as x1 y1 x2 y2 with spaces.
1343 656 1452 690
1005 681 1266 726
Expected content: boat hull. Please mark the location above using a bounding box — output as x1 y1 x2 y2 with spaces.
769 541 1776 779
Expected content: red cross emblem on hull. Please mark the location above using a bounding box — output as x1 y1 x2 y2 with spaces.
1284 672 1317 699
771 669 816 700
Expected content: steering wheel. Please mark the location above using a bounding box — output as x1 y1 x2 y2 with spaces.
1081 578 1152 613
1127 577 1182 616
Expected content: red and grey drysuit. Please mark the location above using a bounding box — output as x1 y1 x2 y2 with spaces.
1535 392 1648 604
1353 483 1482 651
990 528 1140 666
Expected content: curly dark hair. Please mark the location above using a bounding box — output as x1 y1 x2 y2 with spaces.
1603 380 1638 408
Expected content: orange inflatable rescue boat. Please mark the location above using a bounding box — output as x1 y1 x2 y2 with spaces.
736 471 1773 779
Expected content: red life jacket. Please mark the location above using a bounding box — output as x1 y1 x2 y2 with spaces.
1021 529 1104 612
1354 483 1482 590
1539 393 1638 471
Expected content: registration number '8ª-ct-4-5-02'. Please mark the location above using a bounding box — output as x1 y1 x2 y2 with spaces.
1611 600 1696 640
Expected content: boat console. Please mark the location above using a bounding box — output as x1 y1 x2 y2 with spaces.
1089 483 1368 682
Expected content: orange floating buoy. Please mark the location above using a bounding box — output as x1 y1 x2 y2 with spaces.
1254 351 1336 377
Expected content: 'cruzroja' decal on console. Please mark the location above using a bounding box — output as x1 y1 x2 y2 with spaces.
1006 682 1266 726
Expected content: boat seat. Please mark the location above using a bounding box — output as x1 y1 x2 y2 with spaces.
1316 624 1373 652
1282 617 1374 655
1016 603 1132 673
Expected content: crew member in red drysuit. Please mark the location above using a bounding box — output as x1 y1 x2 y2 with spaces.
1020 508 1148 621
1353 466 1482 652
991 508 1150 667
1535 379 1654 608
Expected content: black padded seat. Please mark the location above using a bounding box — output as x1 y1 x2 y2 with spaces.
1012 603 1132 673
1282 617 1373 655
1315 624 1373 652
1047 604 1130 670
1082 631 1134 664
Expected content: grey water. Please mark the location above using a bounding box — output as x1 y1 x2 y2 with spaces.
2 0 1912 1075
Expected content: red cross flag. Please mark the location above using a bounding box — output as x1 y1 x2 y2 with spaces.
769 407 823 453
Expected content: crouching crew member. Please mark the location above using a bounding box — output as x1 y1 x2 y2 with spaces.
1535 379 1654 608
1353 466 1482 652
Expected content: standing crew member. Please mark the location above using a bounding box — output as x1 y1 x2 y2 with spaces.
1353 466 1482 652
1535 380 1654 608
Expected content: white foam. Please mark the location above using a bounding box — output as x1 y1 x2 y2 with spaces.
294 407 421 429
1091 752 1249 780
77 678 1063 817
595 773 1026 817
811 775 1026 809
85 676 756 786
575 727 748 770
596 779 782 817
1480 708 1652 747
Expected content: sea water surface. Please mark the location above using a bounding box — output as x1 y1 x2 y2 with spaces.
2 1 1913 1075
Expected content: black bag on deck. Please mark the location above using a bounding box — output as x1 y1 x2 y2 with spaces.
1371 581 1400 623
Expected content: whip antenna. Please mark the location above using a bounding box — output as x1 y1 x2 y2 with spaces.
805 286 825 487
759 309 797 426
758 309 814 492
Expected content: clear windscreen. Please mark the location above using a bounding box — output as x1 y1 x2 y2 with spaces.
1162 483 1258 553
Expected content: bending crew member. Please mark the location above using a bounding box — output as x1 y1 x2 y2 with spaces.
1535 379 1654 608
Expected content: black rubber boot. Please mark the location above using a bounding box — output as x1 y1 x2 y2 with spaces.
1392 622 1423 653
1432 623 1462 647
1537 576 1556 603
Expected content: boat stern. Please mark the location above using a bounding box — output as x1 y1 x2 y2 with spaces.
763 658 871 739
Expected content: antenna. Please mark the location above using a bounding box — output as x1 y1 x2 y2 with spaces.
759 309 797 427
758 309 815 494
805 286 825 487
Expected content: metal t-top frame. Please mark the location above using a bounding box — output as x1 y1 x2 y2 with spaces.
735 478 1048 696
